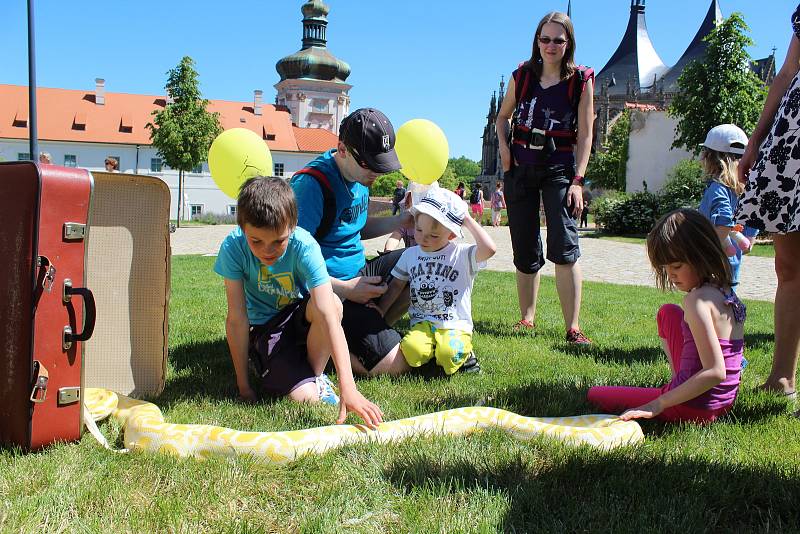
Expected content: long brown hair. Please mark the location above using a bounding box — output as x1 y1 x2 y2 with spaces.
524 11 577 81
646 209 732 291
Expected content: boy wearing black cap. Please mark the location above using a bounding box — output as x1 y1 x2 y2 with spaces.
290 108 419 376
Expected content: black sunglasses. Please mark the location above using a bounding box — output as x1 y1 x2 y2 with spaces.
538 36 568 46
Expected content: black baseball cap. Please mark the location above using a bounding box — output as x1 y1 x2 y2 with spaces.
339 108 401 173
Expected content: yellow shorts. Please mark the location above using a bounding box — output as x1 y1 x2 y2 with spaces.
400 321 473 375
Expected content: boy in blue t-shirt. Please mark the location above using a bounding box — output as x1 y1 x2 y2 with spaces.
214 176 382 427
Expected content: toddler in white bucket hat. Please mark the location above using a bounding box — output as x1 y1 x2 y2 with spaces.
376 185 497 376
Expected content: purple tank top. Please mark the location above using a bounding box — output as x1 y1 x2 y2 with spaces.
511 70 576 167
667 291 746 410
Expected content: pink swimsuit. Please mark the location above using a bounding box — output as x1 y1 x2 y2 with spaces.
588 290 746 423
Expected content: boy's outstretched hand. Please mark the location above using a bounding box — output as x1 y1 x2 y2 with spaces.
337 387 384 430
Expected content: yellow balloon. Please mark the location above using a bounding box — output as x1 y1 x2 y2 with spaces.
208 128 273 199
395 119 449 185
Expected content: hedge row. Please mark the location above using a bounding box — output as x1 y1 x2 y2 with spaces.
593 159 706 235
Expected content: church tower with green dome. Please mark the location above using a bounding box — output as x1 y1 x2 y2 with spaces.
275 1 352 134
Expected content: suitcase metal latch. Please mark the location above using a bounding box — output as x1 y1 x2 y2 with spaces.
57 387 81 406
30 361 49 403
63 326 73 351
38 256 56 293
63 222 86 240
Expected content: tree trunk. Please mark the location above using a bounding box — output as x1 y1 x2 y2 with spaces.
177 169 183 228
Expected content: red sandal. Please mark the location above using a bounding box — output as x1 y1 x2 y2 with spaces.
513 319 535 331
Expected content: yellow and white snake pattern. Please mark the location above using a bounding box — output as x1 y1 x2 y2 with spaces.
83 388 643 464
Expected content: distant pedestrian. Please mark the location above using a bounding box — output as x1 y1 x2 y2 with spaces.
469 183 484 223
491 182 506 227
391 180 406 215
105 157 119 173
454 181 465 200
580 188 592 228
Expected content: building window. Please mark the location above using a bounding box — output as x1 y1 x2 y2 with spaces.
312 98 329 112
189 204 203 219
64 155 77 167
274 163 284 177
18 153 31 161
150 158 163 172
227 205 237 216
192 163 203 174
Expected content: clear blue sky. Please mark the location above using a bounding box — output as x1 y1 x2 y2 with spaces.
1 0 796 162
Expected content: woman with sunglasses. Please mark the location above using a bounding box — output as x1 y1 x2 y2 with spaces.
496 11 594 344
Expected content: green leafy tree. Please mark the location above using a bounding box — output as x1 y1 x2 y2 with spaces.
437 166 460 192
668 13 767 153
448 156 480 181
147 56 222 225
371 170 406 197
586 110 630 190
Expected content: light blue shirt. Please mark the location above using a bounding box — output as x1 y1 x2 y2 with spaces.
214 226 329 325
698 180 758 286
290 149 370 280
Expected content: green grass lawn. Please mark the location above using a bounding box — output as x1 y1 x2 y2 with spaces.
583 232 776 258
2 257 798 532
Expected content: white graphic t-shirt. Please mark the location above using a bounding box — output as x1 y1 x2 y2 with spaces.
391 242 485 332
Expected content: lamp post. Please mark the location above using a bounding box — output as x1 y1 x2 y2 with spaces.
27 0 38 161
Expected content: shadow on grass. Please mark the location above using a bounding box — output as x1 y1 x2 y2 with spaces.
472 319 544 339
560 343 666 365
382 451 800 531
744 331 775 352
159 338 238 406
412 381 590 418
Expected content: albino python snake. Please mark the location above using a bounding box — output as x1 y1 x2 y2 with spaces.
83 388 644 464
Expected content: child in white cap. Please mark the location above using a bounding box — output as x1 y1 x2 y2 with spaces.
698 124 758 287
376 186 497 374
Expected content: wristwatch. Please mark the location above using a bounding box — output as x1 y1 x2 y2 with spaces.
571 175 585 186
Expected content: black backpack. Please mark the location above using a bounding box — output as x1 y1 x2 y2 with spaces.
510 64 595 144
469 188 481 204
292 166 336 240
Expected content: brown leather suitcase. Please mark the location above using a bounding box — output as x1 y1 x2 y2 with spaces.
0 162 95 450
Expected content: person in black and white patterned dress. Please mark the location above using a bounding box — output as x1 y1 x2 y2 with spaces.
736 4 800 400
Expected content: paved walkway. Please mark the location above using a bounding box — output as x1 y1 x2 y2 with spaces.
171 224 777 302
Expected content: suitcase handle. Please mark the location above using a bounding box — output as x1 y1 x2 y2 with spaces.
63 285 96 346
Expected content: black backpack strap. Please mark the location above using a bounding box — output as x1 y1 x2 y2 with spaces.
512 65 531 104
567 66 594 131
293 166 336 240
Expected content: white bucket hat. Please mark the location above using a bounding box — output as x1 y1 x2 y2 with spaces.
409 186 467 238
700 124 748 155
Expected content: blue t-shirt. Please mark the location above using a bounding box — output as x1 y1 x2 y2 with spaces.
290 149 369 280
698 180 758 285
213 226 329 325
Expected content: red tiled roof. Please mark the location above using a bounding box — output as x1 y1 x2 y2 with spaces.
292 126 339 152
0 84 339 152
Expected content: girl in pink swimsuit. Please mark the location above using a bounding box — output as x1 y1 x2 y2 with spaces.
588 209 746 423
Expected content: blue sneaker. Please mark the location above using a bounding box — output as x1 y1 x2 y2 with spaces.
741 356 749 370
315 374 339 406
